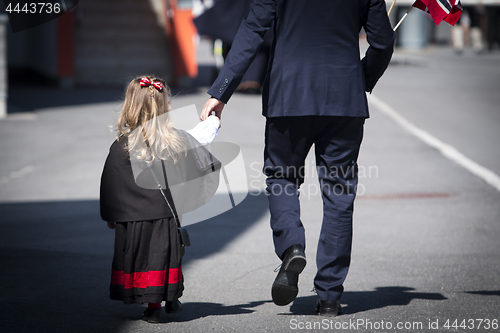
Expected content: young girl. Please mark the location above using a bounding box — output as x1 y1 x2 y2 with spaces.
100 76 220 323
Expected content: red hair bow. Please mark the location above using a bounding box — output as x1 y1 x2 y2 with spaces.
140 77 163 92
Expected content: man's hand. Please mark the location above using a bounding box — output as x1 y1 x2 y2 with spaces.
107 222 116 229
201 97 225 121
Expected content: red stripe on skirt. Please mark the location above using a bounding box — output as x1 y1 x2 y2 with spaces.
111 267 182 289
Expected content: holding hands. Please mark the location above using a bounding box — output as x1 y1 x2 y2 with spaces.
201 97 225 121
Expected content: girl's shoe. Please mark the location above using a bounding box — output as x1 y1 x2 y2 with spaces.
142 308 161 323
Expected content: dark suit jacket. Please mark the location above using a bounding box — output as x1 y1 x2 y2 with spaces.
207 0 395 118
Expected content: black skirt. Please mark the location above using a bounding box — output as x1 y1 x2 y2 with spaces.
109 217 184 304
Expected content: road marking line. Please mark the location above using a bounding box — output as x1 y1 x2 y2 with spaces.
369 94 500 192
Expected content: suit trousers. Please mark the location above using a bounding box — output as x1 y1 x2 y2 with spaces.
263 116 365 301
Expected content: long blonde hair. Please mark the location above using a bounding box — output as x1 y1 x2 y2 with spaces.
116 76 185 162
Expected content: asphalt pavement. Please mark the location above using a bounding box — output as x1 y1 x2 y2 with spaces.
0 44 499 333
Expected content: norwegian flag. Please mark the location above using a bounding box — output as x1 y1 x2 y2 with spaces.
413 0 463 26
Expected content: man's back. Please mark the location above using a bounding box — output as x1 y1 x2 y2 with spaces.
265 0 387 117
208 0 394 118
271 0 364 69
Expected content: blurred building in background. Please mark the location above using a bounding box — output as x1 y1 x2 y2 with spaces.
0 0 499 103
3 0 200 90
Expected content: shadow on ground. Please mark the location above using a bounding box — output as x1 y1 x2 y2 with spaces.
288 287 447 316
7 86 125 113
0 192 268 333
465 290 500 297
164 300 273 323
7 84 205 113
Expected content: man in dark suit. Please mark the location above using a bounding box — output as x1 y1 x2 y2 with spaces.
201 0 394 316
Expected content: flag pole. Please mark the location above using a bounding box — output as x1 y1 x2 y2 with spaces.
393 6 413 31
387 0 397 16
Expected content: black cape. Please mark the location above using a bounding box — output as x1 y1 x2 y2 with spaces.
100 132 221 223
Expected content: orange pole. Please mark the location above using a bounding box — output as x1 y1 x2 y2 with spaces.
56 10 75 77
164 0 198 84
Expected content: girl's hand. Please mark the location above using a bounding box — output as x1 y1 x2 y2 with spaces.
212 114 221 128
107 222 116 229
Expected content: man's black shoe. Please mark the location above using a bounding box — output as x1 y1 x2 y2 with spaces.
165 300 182 313
142 307 161 323
271 244 306 306
315 299 343 317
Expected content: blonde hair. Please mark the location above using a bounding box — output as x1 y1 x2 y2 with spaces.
116 76 185 162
